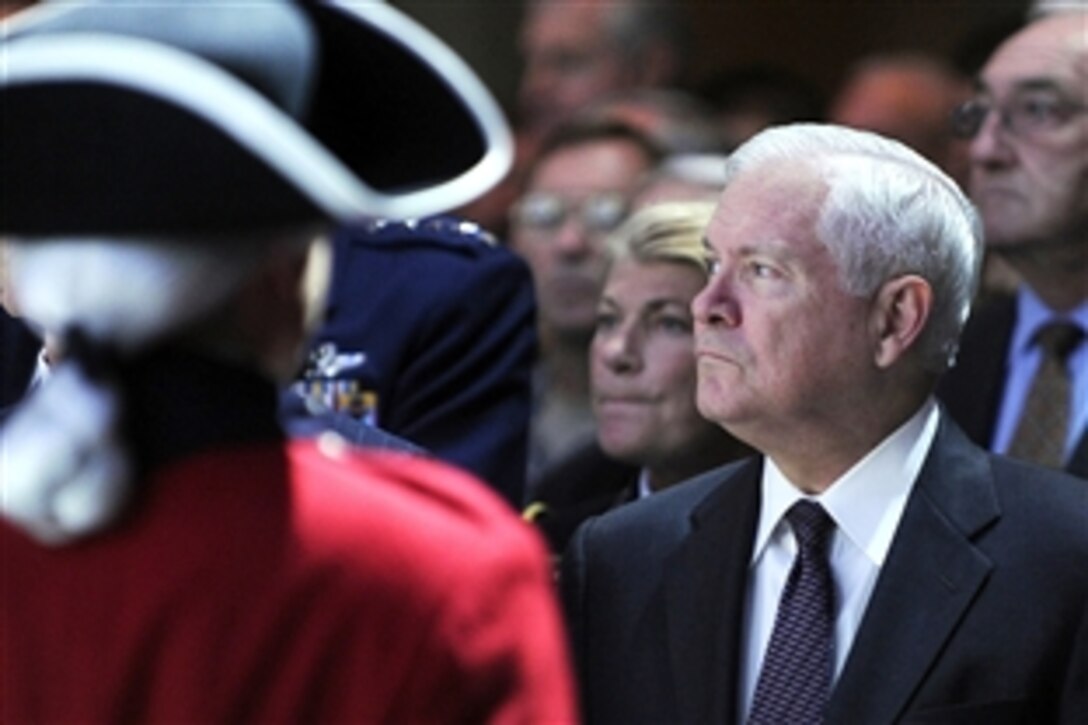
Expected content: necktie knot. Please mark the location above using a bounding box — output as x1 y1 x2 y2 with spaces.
787 500 834 554
1035 321 1083 362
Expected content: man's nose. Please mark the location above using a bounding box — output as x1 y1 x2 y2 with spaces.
553 218 595 257
692 275 741 328
968 108 1017 168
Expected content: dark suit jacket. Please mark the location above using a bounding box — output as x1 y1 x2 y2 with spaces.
562 415 1088 724
524 441 639 553
938 293 1088 478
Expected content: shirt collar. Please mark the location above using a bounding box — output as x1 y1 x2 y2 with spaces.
1013 287 1088 356
752 397 940 567
636 468 653 499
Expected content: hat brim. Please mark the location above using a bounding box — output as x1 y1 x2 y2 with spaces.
1 1 513 236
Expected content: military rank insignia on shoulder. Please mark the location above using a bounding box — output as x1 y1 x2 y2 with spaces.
357 215 499 248
295 342 379 426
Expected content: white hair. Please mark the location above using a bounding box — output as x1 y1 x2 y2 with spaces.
9 233 282 352
724 123 983 373
1029 0 1087 18
1 227 318 545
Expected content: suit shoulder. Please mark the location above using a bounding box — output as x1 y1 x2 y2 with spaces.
989 454 1088 544
581 458 751 545
336 216 512 261
333 216 530 302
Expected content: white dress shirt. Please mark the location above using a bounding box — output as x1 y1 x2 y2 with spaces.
738 398 940 722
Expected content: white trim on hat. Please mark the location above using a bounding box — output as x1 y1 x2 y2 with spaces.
5 1 514 219
4 33 388 222
329 0 514 215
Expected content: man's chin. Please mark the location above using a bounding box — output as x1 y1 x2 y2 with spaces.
988 230 1081 260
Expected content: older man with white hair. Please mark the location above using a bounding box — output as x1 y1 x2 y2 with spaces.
562 123 1088 723
938 6 1088 477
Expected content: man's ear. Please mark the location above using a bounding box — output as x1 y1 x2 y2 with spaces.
870 275 932 369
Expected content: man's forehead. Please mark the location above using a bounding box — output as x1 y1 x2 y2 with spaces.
709 175 824 248
532 141 652 185
982 13 1087 94
522 2 610 47
719 161 825 216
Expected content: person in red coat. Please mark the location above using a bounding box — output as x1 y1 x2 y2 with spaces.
0 2 575 722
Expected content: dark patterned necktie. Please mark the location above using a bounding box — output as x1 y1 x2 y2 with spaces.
1008 321 1083 469
749 500 836 725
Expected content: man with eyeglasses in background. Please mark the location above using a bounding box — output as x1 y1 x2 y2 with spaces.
938 6 1088 478
510 118 663 492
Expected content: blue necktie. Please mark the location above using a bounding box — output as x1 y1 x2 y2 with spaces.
749 500 836 725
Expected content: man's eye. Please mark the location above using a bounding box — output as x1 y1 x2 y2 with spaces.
515 194 565 230
1014 96 1063 126
706 258 722 277
583 194 629 233
595 312 618 331
750 261 777 279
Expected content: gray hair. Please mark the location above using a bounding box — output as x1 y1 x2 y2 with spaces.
724 123 983 373
1029 0 1087 18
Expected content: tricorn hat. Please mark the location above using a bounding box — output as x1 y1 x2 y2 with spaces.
1 0 513 235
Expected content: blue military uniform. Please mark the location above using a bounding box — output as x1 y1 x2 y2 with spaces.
0 310 40 418
293 216 537 507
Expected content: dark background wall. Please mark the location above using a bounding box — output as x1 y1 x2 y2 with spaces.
393 0 1031 118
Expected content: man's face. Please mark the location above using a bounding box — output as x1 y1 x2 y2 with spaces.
692 163 876 449
968 13 1088 251
518 2 631 132
592 257 720 466
511 139 652 340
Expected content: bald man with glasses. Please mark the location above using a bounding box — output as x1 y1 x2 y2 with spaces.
938 8 1088 478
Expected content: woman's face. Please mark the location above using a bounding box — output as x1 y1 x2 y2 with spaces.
591 257 721 467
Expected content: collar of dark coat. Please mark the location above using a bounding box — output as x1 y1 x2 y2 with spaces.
121 347 283 476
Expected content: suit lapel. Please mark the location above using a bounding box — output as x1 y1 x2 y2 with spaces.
665 458 761 724
826 416 1000 724
1066 429 1088 479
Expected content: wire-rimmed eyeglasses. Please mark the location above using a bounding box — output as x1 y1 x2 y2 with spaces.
950 93 1087 140
511 191 631 236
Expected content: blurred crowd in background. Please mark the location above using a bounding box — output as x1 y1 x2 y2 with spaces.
1 0 1085 721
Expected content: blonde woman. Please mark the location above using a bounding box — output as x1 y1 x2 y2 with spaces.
527 201 751 552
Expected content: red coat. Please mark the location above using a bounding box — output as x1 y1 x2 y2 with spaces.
2 439 577 723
